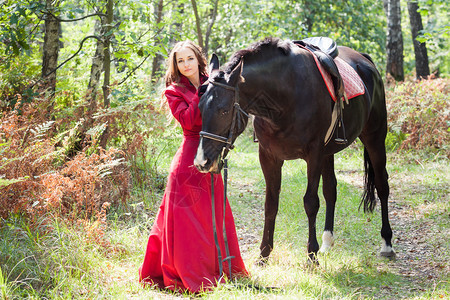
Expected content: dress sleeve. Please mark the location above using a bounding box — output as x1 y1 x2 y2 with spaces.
165 87 201 130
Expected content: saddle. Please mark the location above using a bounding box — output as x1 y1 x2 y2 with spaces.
293 37 345 103
293 37 347 145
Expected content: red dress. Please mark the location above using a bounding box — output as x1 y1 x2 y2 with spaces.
139 75 248 293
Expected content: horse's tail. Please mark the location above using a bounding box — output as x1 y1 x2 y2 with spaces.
360 147 377 213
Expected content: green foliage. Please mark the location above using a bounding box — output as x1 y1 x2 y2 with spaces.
385 129 407 152
0 53 40 109
0 1 44 56
185 0 386 68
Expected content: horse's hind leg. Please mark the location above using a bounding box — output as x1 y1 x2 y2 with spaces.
258 146 284 263
360 135 395 258
320 155 336 253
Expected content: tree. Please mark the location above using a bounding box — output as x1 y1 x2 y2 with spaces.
407 0 430 79
41 0 61 118
102 0 114 107
203 0 219 56
384 0 404 81
41 0 60 93
151 0 165 80
190 0 204 50
86 18 106 113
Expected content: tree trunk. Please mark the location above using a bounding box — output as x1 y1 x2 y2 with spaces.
151 0 165 80
407 1 430 80
99 0 114 149
168 2 184 49
204 0 219 57
102 0 113 107
190 0 204 50
384 0 404 81
301 0 314 33
41 0 60 106
86 18 106 114
77 16 106 153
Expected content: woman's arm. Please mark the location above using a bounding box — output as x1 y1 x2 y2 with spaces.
165 88 201 130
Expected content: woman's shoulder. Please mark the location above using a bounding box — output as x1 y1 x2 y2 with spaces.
165 82 185 96
165 76 190 93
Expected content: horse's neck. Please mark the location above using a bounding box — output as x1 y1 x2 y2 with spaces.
241 58 291 122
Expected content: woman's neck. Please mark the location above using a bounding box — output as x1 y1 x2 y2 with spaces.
188 75 200 89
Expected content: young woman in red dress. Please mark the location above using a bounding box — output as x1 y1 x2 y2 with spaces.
139 41 248 293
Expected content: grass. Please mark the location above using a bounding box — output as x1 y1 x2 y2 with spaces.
0 135 449 299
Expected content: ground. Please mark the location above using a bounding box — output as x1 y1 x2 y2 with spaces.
232 150 449 298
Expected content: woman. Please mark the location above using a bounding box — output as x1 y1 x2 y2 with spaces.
139 41 248 293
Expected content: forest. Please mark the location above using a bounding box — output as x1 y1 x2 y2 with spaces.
0 0 449 298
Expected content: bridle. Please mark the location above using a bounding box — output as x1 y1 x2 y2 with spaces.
199 80 249 152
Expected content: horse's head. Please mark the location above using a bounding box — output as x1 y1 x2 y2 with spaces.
194 54 248 173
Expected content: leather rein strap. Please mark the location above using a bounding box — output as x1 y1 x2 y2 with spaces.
210 160 234 279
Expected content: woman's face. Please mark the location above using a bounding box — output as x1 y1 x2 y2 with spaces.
176 47 199 81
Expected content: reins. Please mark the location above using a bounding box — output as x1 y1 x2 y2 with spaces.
210 159 234 279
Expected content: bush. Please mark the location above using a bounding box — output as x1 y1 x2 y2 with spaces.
0 101 130 222
385 78 449 157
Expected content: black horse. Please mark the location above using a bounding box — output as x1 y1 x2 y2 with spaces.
194 38 395 262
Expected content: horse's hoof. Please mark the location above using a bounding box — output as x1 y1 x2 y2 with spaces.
380 241 396 259
380 250 396 259
319 231 334 253
256 256 269 267
319 245 332 254
305 259 319 270
306 253 320 267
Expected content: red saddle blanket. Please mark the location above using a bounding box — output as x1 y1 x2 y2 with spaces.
310 52 365 101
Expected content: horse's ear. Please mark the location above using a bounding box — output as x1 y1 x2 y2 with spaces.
228 58 245 86
209 53 220 74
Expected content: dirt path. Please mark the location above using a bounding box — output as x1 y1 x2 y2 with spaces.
232 166 449 295
341 169 448 288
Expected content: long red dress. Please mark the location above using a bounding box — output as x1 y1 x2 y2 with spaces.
139 74 248 293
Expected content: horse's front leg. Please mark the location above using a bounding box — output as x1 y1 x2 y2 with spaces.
304 155 324 263
258 145 284 263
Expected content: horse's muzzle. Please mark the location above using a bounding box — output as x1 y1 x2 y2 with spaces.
194 147 222 174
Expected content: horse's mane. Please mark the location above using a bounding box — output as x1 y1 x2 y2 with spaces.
222 37 292 74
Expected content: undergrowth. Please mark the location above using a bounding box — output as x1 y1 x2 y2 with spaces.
0 102 130 222
385 78 449 157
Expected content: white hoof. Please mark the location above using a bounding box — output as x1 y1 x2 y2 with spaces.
319 231 334 253
380 238 396 258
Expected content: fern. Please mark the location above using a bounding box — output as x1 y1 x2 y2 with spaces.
86 122 107 141
97 157 125 178
0 176 29 188
30 121 55 143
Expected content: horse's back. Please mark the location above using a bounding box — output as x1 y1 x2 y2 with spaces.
337 46 387 138
337 46 383 97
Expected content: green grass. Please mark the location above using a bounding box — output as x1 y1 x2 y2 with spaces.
1 135 449 299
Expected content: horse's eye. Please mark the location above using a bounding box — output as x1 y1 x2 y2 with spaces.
221 110 229 116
